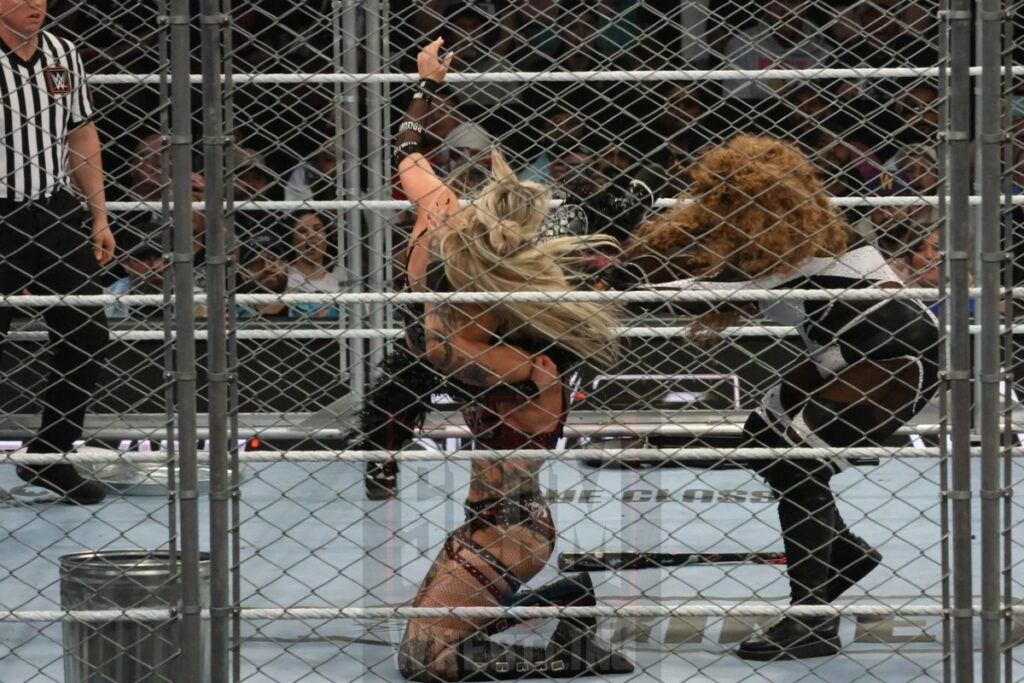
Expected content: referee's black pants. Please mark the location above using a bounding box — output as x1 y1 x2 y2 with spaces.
0 190 109 454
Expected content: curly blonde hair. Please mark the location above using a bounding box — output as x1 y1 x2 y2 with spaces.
633 134 848 280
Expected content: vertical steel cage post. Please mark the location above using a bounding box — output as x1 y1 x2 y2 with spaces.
341 0 366 396
947 0 977 677
365 0 386 370
1001 5 1017 679
200 1 231 681
381 3 394 318
331 1 351 389
978 0 1006 678
220 1 242 680
156 0 180 601
170 0 203 679
937 0 953 676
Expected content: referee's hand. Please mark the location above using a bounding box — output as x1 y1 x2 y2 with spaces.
92 222 115 266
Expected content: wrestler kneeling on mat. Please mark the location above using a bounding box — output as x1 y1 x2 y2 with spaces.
394 38 634 681
631 135 939 661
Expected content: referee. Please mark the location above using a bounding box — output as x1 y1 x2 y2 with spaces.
2 0 114 504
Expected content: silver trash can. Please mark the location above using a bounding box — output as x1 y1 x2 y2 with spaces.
60 550 210 683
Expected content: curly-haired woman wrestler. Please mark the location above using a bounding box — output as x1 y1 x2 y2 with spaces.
633 135 939 661
391 38 633 681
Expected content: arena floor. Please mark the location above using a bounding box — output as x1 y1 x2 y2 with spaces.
1 443 1021 682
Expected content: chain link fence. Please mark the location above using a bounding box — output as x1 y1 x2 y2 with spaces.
0 0 1022 681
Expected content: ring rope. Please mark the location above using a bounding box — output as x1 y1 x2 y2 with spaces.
0 603 1013 622
0 287 997 307
86 64 1024 85
3 447 1014 465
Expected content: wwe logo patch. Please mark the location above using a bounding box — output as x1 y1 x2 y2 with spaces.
44 66 72 96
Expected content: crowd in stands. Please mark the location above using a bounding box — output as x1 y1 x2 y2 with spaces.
49 0 1023 319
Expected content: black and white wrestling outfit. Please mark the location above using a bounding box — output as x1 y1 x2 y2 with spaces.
663 244 939 660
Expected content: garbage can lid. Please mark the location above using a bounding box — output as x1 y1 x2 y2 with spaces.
60 550 211 578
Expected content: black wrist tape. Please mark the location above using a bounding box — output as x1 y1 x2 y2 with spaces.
412 78 441 101
392 140 423 167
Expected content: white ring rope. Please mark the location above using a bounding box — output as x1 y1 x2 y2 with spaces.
86 65 1024 86
105 195 1024 212
0 603 1016 623
3 447 1013 466
0 287 994 307
9 323 1012 342
0 422 964 440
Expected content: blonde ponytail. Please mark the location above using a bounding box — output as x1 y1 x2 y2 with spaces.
440 148 620 367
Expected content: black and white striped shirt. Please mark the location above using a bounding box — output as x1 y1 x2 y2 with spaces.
0 30 93 201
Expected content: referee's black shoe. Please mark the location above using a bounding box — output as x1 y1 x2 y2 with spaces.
735 615 840 661
16 463 106 505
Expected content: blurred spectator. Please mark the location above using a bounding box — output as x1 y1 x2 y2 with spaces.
106 230 165 320
410 0 519 60
234 145 283 259
549 144 599 199
634 82 727 167
440 121 494 194
106 224 207 320
720 0 829 112
286 211 341 319
127 133 164 201
439 3 518 110
863 83 939 162
234 146 278 201
779 85 858 143
633 1 719 69
237 233 288 317
704 0 761 65
894 144 938 194
123 133 206 259
284 137 338 203
892 83 940 149
864 169 938 242
801 126 882 229
878 222 940 295
504 1 562 70
554 5 606 73
522 7 636 141
873 145 939 231
595 142 633 184
826 0 938 71
520 108 585 184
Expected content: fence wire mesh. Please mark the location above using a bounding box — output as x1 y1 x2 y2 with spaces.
0 1 1021 682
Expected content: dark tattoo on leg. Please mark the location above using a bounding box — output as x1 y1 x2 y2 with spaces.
470 459 543 500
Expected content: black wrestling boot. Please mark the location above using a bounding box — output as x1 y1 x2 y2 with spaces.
454 621 634 679
493 573 596 632
454 573 633 679
825 529 882 602
365 460 398 500
548 618 634 675
738 476 840 661
16 463 106 505
735 615 840 661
